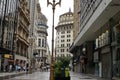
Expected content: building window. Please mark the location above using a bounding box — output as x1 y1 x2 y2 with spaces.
79 0 102 30
67 49 68 51
61 35 65 38
42 39 44 47
113 48 120 78
61 49 64 52
67 35 71 37
67 39 70 42
67 44 70 47
61 31 65 34
61 44 64 47
61 40 64 42
38 39 41 47
67 31 70 33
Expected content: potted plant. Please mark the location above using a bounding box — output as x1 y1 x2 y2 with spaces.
54 57 71 80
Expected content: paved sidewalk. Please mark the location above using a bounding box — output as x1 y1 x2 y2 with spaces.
0 71 119 80
70 71 118 80
0 71 26 79
70 71 97 80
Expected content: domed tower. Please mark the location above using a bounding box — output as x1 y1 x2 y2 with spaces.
55 9 73 59
36 12 48 66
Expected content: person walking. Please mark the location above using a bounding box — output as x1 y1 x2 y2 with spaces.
9 64 12 72
26 63 29 73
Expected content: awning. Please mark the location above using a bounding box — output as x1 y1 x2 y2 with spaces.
15 54 27 61
69 43 79 53
0 47 11 54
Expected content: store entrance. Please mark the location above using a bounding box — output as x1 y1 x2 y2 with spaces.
101 53 111 78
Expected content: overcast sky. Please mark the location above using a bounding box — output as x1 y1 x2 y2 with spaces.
39 0 73 51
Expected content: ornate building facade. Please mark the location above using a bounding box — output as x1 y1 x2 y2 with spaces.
0 0 30 72
0 0 18 72
55 9 73 59
14 0 30 69
36 11 48 66
28 0 38 71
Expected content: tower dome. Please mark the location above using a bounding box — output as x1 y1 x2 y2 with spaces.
38 12 48 28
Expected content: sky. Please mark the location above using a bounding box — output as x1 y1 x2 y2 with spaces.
39 0 73 51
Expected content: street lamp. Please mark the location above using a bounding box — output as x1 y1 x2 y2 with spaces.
47 0 61 80
29 38 34 74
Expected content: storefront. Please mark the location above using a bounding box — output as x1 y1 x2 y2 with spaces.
0 54 13 72
15 54 27 66
101 46 111 78
108 11 120 79
112 47 120 79
94 50 100 76
111 15 120 79
0 48 13 72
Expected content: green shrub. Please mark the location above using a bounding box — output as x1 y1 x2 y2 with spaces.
54 57 70 77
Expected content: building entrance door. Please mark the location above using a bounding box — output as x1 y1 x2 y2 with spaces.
101 53 111 78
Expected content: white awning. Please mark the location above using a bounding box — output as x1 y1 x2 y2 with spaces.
15 54 27 61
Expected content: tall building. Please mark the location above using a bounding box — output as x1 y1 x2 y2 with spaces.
36 10 48 66
73 0 79 40
70 0 120 79
70 0 80 72
55 9 73 59
0 0 18 72
14 0 30 69
28 0 38 70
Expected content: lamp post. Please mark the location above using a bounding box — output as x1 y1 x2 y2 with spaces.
47 0 61 80
29 38 34 74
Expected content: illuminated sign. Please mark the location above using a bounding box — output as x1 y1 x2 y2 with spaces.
4 54 10 58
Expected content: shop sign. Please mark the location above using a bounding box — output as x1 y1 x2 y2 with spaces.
4 54 10 58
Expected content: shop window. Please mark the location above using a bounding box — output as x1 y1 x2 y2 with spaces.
116 48 120 77
113 48 120 78
113 24 120 43
95 30 109 48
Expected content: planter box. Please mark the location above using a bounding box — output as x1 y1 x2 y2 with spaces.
54 76 70 80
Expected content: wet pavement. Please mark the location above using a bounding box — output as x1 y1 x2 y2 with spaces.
70 72 97 80
4 71 109 80
5 71 49 80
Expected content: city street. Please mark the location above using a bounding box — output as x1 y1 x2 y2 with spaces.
4 71 102 80
0 0 120 80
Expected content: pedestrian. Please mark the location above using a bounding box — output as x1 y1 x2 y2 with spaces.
18 66 21 72
12 64 15 71
40 64 43 72
26 63 29 73
9 64 12 72
46 66 48 71
15 65 18 72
